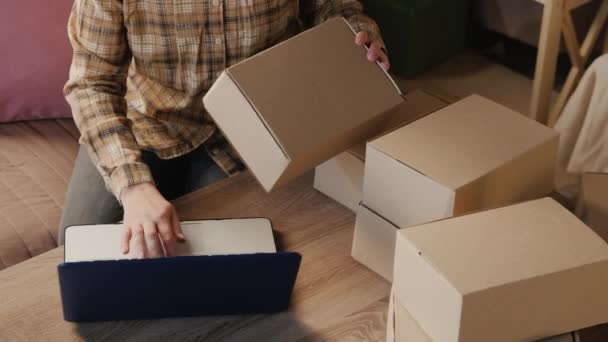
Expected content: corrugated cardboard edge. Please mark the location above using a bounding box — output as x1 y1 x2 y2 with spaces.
341 17 402 96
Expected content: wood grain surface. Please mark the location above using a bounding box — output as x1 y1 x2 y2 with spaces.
0 171 390 342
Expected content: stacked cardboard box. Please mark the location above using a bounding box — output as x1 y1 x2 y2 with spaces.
386 290 605 342
387 198 608 341
352 95 559 281
314 89 449 212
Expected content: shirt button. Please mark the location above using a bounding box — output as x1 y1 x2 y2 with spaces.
215 37 223 46
212 0 220 6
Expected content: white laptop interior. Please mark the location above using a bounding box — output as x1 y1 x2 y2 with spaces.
64 218 276 262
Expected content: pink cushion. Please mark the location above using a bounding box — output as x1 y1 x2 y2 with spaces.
0 2 73 122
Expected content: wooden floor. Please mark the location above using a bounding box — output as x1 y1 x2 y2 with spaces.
397 51 556 116
0 171 391 342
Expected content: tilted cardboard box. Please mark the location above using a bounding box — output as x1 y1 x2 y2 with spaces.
576 173 608 243
204 17 403 192
363 94 559 229
393 198 608 342
314 89 449 212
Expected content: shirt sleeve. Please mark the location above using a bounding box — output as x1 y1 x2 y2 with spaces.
300 0 385 46
64 0 154 202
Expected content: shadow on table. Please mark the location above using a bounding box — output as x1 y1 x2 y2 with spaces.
74 310 320 342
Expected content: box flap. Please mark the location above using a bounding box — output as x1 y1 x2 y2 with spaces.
369 95 559 190
226 17 403 160
399 198 608 294
64 218 276 262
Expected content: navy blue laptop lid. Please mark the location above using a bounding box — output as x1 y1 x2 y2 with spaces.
57 219 301 322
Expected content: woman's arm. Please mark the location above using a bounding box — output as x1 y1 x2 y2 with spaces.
65 0 152 199
65 0 183 258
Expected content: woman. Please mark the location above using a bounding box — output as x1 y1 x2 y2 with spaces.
61 0 389 259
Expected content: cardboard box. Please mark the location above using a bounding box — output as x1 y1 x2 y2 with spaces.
314 149 364 212
386 289 431 342
204 17 403 192
577 173 608 243
386 289 589 342
392 198 608 342
314 89 449 212
363 94 559 229
352 204 399 281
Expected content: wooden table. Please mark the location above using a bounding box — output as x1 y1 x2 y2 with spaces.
0 172 390 342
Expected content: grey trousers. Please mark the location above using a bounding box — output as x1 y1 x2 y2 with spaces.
58 145 227 244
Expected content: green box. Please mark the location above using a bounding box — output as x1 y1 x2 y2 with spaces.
362 0 470 77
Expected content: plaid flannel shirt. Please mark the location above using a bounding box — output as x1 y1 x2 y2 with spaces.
65 0 383 200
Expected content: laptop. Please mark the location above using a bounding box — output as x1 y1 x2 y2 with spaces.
58 218 301 322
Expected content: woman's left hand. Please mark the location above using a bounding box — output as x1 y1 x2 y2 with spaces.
355 31 390 71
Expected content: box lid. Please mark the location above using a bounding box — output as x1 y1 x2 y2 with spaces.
226 17 403 159
398 198 608 294
369 95 558 190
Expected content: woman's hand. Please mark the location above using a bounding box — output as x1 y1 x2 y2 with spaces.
120 183 185 259
355 31 390 71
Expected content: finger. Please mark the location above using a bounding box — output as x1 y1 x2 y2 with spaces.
355 31 368 46
121 225 132 254
378 51 390 71
367 42 383 62
172 208 186 242
143 223 164 258
130 225 147 259
157 218 176 257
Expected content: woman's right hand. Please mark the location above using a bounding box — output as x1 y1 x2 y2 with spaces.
120 183 185 258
